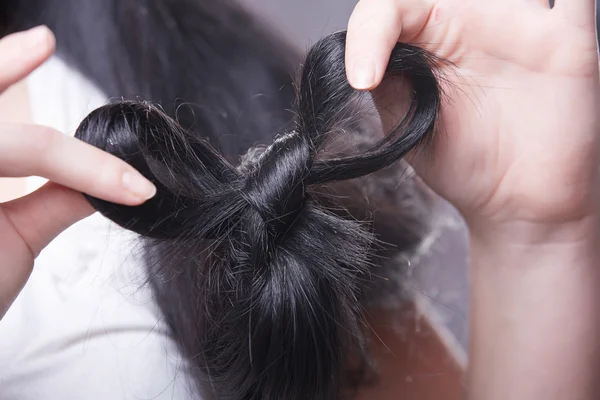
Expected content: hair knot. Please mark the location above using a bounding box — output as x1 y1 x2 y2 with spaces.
243 130 311 235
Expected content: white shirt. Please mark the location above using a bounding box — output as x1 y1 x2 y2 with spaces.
0 57 196 400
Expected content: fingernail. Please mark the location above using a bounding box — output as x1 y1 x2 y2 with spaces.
122 171 157 202
25 25 53 50
351 58 376 90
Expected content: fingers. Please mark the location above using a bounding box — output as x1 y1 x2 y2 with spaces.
553 0 596 26
0 26 55 93
0 123 156 205
346 0 436 90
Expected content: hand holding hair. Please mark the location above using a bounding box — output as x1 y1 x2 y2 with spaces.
347 0 599 236
73 0 600 398
346 1 600 399
0 26 156 320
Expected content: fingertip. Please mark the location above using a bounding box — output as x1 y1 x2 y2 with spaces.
13 125 157 208
23 26 56 68
345 0 399 91
82 166 157 207
345 0 437 90
121 170 157 205
0 25 56 89
26 25 56 53
10 25 56 62
347 57 381 90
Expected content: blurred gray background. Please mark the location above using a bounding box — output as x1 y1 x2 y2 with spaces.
243 0 356 49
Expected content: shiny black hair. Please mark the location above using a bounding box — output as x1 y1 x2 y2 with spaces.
75 31 441 400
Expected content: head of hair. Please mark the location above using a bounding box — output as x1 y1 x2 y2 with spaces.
74 30 441 400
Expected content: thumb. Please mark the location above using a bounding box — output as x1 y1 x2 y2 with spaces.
3 182 94 258
0 183 93 318
345 0 435 90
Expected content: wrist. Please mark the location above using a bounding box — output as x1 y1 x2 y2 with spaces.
460 164 600 248
467 212 600 400
468 213 600 304
466 211 599 250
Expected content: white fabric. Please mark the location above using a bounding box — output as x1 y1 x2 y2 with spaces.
0 56 196 400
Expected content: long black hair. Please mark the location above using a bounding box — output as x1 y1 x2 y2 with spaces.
75 32 441 399
1 1 441 399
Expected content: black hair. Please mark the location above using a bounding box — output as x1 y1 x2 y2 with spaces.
74 31 441 400
1 1 441 398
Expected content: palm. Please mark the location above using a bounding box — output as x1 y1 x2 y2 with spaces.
408 0 599 223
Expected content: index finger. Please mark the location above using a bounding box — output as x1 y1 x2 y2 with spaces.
345 0 436 90
0 123 156 205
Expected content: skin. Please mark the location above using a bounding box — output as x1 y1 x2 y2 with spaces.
0 26 157 319
345 0 600 399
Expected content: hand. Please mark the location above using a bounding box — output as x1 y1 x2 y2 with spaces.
346 0 599 240
0 26 157 319
347 3 600 399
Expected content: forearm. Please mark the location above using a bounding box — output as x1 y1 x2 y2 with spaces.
467 218 600 400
